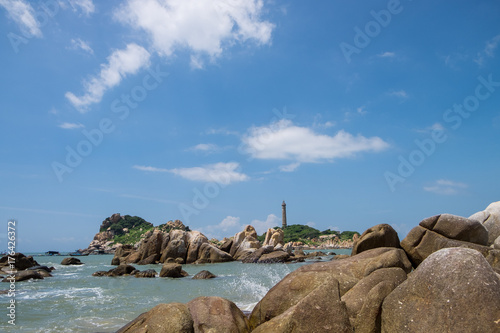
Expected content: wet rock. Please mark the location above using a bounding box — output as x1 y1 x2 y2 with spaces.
352 224 400 255
257 251 290 263
160 263 188 278
0 253 39 271
2 270 44 282
134 269 157 278
61 257 84 265
192 270 216 280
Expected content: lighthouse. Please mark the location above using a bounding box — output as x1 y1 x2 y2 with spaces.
282 201 287 229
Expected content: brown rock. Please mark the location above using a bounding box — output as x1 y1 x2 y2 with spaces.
229 225 261 260
242 246 274 263
60 257 83 265
382 248 500 333
2 270 44 282
116 303 194 333
160 263 186 278
186 231 208 264
249 247 411 329
252 276 352 333
196 243 234 264
187 296 250 333
219 238 233 253
134 269 157 278
257 251 290 263
352 224 400 256
136 229 163 264
420 214 488 245
0 253 39 271
160 229 188 263
108 264 136 276
192 270 216 279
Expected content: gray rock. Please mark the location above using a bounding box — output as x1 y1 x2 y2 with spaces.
61 257 83 265
352 224 400 255
2 270 44 282
192 270 216 280
420 214 488 245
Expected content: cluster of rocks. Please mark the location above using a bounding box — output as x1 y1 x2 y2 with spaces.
0 253 54 282
92 263 217 280
116 201 500 332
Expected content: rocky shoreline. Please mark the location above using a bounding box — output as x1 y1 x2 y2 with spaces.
114 201 500 332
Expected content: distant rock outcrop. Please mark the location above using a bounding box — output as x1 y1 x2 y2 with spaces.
262 228 284 247
61 257 84 265
229 225 261 260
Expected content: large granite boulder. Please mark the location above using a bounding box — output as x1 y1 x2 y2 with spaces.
469 201 500 245
61 257 83 265
187 296 250 333
341 267 407 331
219 238 233 253
352 224 400 255
401 222 500 270
252 275 352 333
161 229 188 264
382 248 500 332
136 229 163 264
249 247 412 329
0 253 39 271
229 225 261 260
185 231 208 264
263 228 284 247
420 214 488 245
257 250 290 263
117 303 194 333
196 243 234 264
160 263 188 278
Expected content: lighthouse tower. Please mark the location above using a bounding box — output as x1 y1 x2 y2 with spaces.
282 201 287 229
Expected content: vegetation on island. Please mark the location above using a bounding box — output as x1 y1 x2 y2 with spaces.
257 224 360 245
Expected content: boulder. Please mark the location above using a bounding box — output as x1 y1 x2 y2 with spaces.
60 257 83 265
229 225 261 260
93 264 136 277
134 269 157 278
116 303 194 333
136 229 163 264
196 243 234 264
420 214 488 245
160 263 188 278
34 269 52 278
257 251 290 263
111 245 135 265
219 238 233 253
160 229 188 264
249 247 412 329
242 246 274 263
186 231 209 264
341 267 407 331
2 270 44 282
27 265 52 273
192 270 216 280
252 276 352 333
469 202 500 245
0 253 39 271
352 224 400 255
382 248 500 333
401 225 500 270
263 228 284 247
187 296 250 333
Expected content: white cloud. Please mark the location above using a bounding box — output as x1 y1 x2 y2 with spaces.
424 179 468 195
69 38 94 54
196 216 243 240
250 214 280 235
67 0 95 16
306 221 316 227
415 122 445 134
242 119 389 163
134 162 249 185
65 43 151 112
378 51 395 58
114 0 274 65
388 90 408 99
58 122 84 130
0 0 42 37
475 34 500 66
279 162 300 172
169 162 249 185
188 143 220 153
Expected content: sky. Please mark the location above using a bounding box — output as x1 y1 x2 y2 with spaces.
0 0 499 252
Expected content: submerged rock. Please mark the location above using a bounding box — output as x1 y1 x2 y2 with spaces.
159 263 188 278
61 257 84 265
192 270 216 280
2 270 44 282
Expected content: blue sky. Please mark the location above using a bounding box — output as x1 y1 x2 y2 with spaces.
1 0 499 252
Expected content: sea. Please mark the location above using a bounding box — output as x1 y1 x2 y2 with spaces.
0 249 351 332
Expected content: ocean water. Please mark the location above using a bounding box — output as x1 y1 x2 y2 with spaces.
1 250 350 332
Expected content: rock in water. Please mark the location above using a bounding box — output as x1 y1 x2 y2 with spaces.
382 248 500 332
352 224 400 255
187 296 250 333
0 253 39 271
134 269 157 278
160 263 188 278
229 225 261 260
192 270 216 279
61 257 84 265
116 303 194 333
93 264 136 277
2 270 44 282
257 250 290 263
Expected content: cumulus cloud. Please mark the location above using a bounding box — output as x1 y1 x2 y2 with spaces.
134 162 249 185
424 179 468 195
242 119 389 163
0 0 42 37
279 162 300 172
188 143 221 153
69 38 94 54
114 0 274 67
65 43 150 111
58 122 84 130
475 34 500 66
250 214 280 235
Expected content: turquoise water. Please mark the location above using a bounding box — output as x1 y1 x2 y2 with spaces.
1 250 350 332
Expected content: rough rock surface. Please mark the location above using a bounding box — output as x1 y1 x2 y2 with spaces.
160 263 188 278
133 269 157 278
192 270 216 280
382 248 500 333
249 247 412 329
60 257 83 265
469 201 500 245
0 253 39 271
262 228 284 247
257 250 290 263
252 276 352 333
196 243 233 264
187 297 250 333
351 224 400 255
1 270 44 282
229 225 261 260
117 303 194 333
92 264 136 277
419 214 488 245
